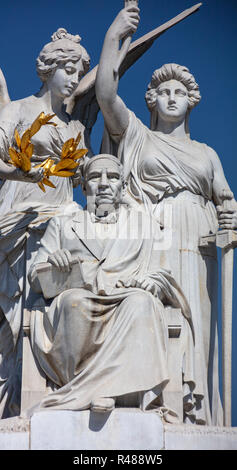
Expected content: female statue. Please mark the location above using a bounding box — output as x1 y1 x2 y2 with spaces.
0 28 92 418
95 5 237 425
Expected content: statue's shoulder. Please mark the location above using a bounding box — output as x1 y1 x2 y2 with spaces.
0 99 21 121
191 138 219 159
192 138 214 152
128 109 147 129
52 206 85 225
0 95 36 122
48 204 85 227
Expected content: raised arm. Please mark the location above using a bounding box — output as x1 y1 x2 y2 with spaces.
95 5 140 143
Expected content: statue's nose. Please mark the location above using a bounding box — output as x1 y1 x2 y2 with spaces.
99 171 109 187
168 93 176 104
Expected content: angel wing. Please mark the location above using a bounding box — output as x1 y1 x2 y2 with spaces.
0 69 10 109
68 3 202 134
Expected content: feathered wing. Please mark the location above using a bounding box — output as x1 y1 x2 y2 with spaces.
0 69 10 109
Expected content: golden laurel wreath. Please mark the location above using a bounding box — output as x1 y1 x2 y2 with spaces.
8 112 88 192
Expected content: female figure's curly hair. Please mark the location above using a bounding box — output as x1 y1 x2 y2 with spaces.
36 28 90 83
145 63 201 134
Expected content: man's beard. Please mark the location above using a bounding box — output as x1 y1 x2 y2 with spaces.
95 203 115 218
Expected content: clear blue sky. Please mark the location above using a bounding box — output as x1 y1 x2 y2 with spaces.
1 0 236 425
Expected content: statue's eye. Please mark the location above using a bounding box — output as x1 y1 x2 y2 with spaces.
108 173 119 181
88 173 100 181
175 90 186 96
158 90 168 96
65 68 75 75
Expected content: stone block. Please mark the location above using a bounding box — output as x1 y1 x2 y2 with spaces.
164 424 237 450
0 417 29 450
30 409 164 450
1 412 237 450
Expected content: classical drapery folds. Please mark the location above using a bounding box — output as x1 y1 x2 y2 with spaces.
0 3 236 430
27 188 196 423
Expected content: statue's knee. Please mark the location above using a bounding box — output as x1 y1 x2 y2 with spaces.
127 291 155 317
60 289 81 312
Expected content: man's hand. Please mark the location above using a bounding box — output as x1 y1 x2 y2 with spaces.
48 249 72 272
116 276 164 299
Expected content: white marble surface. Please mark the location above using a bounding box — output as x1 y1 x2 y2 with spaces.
30 409 164 450
27 156 193 419
0 416 29 450
95 5 237 427
1 411 237 450
164 424 237 450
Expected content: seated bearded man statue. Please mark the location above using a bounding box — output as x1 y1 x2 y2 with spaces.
28 154 194 420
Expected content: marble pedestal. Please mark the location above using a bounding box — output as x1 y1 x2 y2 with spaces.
0 409 237 450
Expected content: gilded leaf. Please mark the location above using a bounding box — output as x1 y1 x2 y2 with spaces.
70 148 88 160
37 181 46 192
20 153 31 172
40 113 56 125
21 129 31 151
14 129 21 149
51 170 74 177
45 122 57 127
61 138 74 158
9 147 21 167
35 158 54 176
48 164 56 175
54 159 77 171
74 131 81 146
30 117 41 137
71 132 82 152
30 112 55 137
42 158 54 170
38 112 45 121
25 143 34 159
34 160 48 169
64 160 79 170
42 177 56 189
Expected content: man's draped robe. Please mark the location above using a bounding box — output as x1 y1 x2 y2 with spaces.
28 206 195 419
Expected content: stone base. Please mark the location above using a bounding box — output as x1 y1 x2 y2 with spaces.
164 423 237 450
0 409 237 450
0 416 30 450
